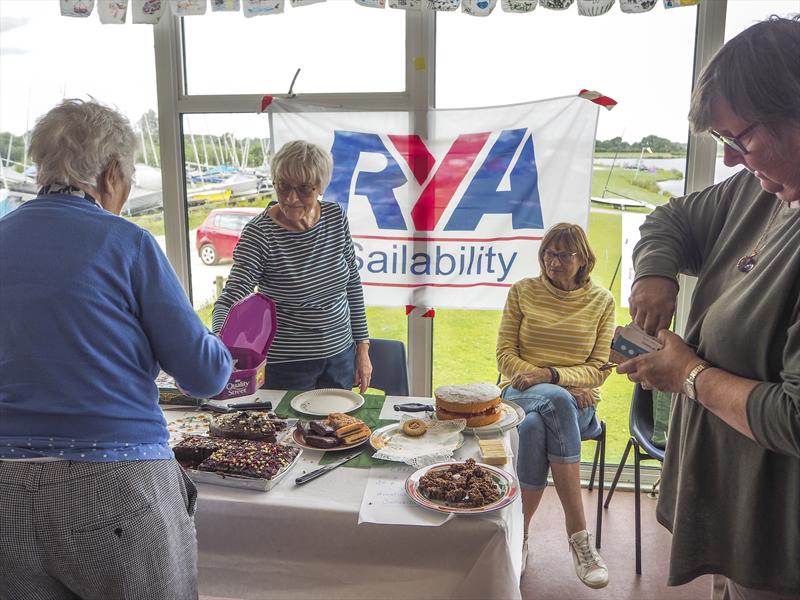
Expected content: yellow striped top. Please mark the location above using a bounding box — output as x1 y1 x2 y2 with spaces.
496 276 615 397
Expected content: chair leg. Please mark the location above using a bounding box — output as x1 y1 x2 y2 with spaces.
595 423 606 549
634 443 642 575
588 434 601 492
604 438 633 509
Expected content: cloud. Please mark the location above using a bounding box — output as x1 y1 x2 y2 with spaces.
0 16 30 33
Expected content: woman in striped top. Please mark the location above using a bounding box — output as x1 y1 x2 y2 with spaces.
213 141 372 392
496 223 614 588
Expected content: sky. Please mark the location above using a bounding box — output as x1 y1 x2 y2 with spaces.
0 0 797 143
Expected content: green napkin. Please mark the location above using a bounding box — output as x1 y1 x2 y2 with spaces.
275 391 394 468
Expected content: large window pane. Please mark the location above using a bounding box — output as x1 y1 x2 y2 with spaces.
435 8 699 463
182 5 406 95
0 1 161 228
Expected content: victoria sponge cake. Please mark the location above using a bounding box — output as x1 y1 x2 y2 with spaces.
435 383 503 428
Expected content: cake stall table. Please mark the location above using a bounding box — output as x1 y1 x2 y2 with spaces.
165 390 523 600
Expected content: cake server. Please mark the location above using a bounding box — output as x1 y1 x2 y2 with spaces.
294 450 364 485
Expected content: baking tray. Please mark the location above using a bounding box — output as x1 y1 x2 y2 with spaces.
184 447 303 492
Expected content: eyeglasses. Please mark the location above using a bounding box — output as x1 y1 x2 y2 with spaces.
275 181 317 199
543 250 577 263
709 122 759 155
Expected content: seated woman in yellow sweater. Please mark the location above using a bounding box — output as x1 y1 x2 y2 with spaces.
497 223 614 588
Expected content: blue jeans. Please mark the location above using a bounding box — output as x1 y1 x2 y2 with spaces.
503 384 600 489
264 343 355 391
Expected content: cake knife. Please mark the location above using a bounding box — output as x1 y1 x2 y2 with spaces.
294 451 364 485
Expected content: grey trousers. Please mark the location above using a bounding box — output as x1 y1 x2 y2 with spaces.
0 459 198 600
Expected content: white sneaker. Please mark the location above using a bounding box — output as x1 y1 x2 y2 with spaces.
568 530 609 589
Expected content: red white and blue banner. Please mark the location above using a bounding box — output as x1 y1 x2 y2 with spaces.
268 95 599 309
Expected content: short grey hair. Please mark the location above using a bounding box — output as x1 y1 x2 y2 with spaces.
29 99 139 189
271 140 333 192
689 15 800 139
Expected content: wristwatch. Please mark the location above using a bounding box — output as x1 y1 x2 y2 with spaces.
682 362 712 400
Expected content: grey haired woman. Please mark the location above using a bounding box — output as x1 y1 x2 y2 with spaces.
0 99 232 599
617 16 800 600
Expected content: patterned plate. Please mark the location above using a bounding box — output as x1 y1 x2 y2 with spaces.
405 461 520 515
290 427 371 452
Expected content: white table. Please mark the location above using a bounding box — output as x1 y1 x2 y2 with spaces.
168 391 523 600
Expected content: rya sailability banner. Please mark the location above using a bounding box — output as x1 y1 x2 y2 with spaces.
268 95 598 309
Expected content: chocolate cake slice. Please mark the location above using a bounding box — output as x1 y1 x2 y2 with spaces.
197 442 300 480
209 410 286 441
172 435 224 468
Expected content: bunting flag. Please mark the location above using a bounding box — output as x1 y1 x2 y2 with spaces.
211 0 241 10
664 0 700 6
243 0 284 16
578 89 617 110
577 0 614 15
462 0 497 16
267 94 599 309
427 0 460 10
501 0 537 12
540 0 573 9
132 0 164 23
355 0 386 7
388 0 421 9
169 0 207 15
620 0 655 12
97 0 129 22
61 0 95 17
290 0 325 6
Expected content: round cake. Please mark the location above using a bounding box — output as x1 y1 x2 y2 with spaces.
434 383 503 428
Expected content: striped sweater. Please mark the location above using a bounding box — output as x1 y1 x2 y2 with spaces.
212 201 369 363
496 276 614 397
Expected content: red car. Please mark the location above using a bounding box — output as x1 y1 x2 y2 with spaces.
196 207 263 265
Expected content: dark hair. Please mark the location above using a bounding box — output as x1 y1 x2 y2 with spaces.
689 15 800 139
538 223 596 285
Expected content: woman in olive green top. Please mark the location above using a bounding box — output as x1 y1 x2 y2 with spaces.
618 16 800 600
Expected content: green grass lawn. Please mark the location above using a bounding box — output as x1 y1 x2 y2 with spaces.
193 168 672 463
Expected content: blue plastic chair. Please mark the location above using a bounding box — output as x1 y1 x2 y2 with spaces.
368 338 409 397
603 383 665 574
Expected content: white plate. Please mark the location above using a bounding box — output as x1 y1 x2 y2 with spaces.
461 401 525 435
290 389 365 416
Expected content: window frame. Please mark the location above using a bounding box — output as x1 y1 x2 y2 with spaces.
153 3 729 399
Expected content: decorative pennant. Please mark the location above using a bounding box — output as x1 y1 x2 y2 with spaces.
243 0 284 16
169 0 207 15
97 0 129 22
619 0 655 12
290 0 325 5
427 0 459 10
210 0 241 10
132 0 164 23
664 0 701 7
61 0 95 17
388 0 421 9
577 0 614 15
462 0 496 15
354 0 386 7
501 0 537 12
578 89 617 110
539 0 573 8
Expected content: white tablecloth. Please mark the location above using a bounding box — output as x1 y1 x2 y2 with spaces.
168 392 523 600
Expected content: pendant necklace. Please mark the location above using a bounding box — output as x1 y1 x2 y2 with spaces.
736 200 783 273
